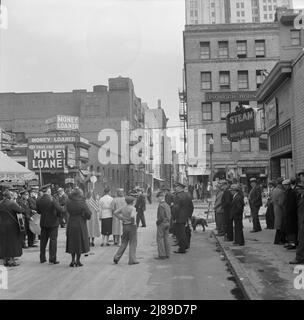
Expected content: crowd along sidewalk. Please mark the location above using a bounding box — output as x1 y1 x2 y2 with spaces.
212 218 304 300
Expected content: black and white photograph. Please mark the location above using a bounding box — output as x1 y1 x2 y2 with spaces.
0 0 304 306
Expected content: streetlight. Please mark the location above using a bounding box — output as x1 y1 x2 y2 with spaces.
209 137 214 184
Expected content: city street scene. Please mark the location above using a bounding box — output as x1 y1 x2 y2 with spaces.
1 0 304 305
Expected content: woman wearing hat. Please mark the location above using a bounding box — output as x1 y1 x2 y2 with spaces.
66 188 92 267
99 187 114 246
0 191 25 267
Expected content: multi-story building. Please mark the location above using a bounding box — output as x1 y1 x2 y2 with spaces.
0 77 146 193
184 22 281 188
256 8 304 179
185 0 293 25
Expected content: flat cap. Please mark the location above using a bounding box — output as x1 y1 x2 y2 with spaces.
30 186 39 191
276 177 284 184
125 196 135 204
297 170 304 176
249 177 257 182
268 180 276 186
282 179 291 185
20 189 29 195
40 183 51 192
173 181 186 188
57 187 64 193
230 184 240 191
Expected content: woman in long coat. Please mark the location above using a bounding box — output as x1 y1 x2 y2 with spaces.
272 179 286 244
86 191 101 247
66 189 92 267
112 189 125 245
0 191 25 267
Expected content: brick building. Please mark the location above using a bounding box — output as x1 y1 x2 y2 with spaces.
184 22 281 188
256 8 304 178
0 77 147 193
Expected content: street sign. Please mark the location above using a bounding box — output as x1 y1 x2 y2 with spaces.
90 175 97 184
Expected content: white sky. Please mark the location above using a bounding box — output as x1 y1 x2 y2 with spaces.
0 0 303 128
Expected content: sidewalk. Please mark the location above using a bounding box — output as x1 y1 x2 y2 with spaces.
212 218 304 300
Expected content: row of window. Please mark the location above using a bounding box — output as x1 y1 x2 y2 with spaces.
205 134 268 152
201 70 265 91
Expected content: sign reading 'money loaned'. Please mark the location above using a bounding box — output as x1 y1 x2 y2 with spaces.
226 108 255 142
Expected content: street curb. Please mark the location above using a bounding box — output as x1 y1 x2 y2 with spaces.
211 231 261 300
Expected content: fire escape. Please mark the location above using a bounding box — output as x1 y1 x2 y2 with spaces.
178 88 188 182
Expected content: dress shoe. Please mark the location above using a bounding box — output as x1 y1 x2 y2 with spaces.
76 261 83 267
174 250 186 254
286 245 297 250
40 259 47 264
113 258 118 264
106 243 110 246
69 262 76 267
154 256 166 260
49 261 60 265
250 230 258 233
100 243 104 247
128 261 139 265
22 245 29 249
289 259 304 265
29 245 38 248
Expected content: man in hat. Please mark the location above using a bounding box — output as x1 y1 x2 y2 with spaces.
290 171 304 264
248 178 262 233
18 190 36 248
36 184 63 264
265 180 276 229
221 180 233 242
171 182 194 254
272 177 286 244
230 184 245 246
57 187 68 228
213 181 225 236
282 179 298 250
135 188 146 228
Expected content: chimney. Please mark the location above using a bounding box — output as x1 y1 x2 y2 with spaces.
158 99 161 109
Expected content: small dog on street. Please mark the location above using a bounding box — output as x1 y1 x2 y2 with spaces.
191 216 208 232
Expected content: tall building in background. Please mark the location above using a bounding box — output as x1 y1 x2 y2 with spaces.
185 0 293 24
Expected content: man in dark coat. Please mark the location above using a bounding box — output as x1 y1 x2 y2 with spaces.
0 191 25 267
282 179 298 250
230 184 245 246
171 182 194 254
248 178 262 232
221 180 233 242
290 171 304 264
135 189 146 227
265 180 275 229
36 184 63 264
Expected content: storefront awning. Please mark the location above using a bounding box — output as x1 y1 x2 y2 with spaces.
0 151 36 182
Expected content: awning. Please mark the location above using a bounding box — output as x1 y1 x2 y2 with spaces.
187 167 210 176
0 151 36 182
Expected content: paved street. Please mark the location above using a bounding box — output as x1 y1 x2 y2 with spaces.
0 203 239 300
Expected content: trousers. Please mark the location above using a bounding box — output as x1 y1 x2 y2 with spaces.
114 224 137 264
156 222 170 258
175 223 187 253
233 217 245 245
215 212 225 235
224 209 233 241
265 204 275 229
136 210 146 227
250 205 262 231
40 226 58 262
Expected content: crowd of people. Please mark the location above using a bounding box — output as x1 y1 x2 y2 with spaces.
213 171 304 265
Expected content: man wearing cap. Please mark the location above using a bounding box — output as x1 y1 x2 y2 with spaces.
221 180 233 242
213 181 225 236
272 177 287 244
290 171 304 264
248 178 262 233
282 179 298 250
171 182 194 254
36 184 63 264
265 180 276 229
135 189 146 228
230 184 245 246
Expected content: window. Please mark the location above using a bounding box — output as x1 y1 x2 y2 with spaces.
264 14 268 19
240 138 251 152
291 30 301 46
201 72 212 90
218 41 229 58
211 11 215 17
237 40 247 58
237 11 240 17
241 11 245 17
238 71 249 89
220 102 230 120
200 42 210 59
211 2 215 7
236 3 240 8
194 10 198 17
269 14 273 19
259 134 268 151
256 70 264 88
263 5 267 11
219 71 230 89
206 134 213 151
221 134 231 152
241 3 244 8
202 103 212 121
255 40 265 57
268 5 272 10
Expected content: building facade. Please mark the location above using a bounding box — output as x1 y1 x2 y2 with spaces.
184 22 281 188
256 8 304 179
186 0 293 25
0 77 147 193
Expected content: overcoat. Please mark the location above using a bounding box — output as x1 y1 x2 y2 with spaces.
86 197 101 238
66 194 92 254
272 185 286 230
172 191 194 224
36 194 63 228
283 188 298 235
0 199 25 259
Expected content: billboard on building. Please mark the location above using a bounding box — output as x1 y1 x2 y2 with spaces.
45 115 79 131
265 98 277 131
226 108 256 142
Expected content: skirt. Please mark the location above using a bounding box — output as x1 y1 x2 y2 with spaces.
101 217 113 236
